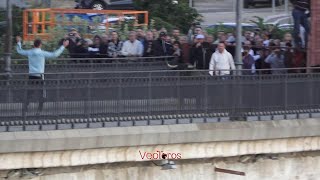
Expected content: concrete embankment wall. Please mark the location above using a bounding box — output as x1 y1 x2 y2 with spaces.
1 118 320 179
2 151 320 180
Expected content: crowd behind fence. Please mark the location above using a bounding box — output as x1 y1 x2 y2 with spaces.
0 68 319 131
7 26 308 73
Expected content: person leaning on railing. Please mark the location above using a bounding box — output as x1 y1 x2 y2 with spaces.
264 45 286 74
152 32 174 57
16 36 69 115
107 31 124 58
189 34 213 70
143 31 155 57
209 42 236 76
121 31 144 57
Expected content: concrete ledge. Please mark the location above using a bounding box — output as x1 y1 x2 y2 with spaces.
1 136 320 170
0 118 320 153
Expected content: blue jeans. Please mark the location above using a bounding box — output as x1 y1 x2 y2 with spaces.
292 9 310 48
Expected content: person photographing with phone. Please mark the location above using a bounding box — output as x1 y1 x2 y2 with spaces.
59 28 83 58
242 48 255 75
16 36 69 116
264 45 286 74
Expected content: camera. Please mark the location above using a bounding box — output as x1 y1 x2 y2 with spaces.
69 33 76 37
242 51 248 57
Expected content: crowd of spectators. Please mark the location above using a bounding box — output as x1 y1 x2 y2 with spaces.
60 24 307 75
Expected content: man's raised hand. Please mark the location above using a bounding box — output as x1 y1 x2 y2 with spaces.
16 36 22 43
63 40 70 47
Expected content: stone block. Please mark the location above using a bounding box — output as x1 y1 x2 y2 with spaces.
298 113 310 119
164 119 177 125
57 124 72 130
134 120 148 126
311 113 320 118
246 116 259 121
120 121 134 127
219 117 230 122
178 119 190 124
104 121 118 127
260 115 272 121
206 118 219 123
149 119 163 126
24 125 40 131
8 126 23 132
41 124 57 131
191 118 205 124
285 114 297 120
0 126 7 132
89 122 103 128
73 123 88 129
273 115 285 120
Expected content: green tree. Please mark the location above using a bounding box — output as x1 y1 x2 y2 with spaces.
134 0 201 33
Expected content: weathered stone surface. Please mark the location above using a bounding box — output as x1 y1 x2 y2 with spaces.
2 152 320 180
0 136 320 170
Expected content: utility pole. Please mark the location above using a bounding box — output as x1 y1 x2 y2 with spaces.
272 0 276 14
235 0 243 75
189 0 192 8
285 0 289 14
4 0 12 76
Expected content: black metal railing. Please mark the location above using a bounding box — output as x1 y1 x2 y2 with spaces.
0 56 176 75
0 68 319 131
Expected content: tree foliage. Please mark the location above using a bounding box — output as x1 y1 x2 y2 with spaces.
134 0 201 33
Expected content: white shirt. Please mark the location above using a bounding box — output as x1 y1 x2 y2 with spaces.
209 49 236 76
263 40 270 47
121 40 144 57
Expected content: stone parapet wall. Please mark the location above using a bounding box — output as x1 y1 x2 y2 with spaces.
2 151 320 180
1 119 320 154
1 136 320 170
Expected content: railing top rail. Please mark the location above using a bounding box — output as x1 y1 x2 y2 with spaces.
0 67 319 76
7 56 175 61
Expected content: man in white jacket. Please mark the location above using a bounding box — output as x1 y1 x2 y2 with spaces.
209 42 236 76
121 31 144 57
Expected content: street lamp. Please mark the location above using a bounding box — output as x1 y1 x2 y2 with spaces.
235 0 243 75
4 0 12 76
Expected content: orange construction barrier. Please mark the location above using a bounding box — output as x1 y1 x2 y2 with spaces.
23 8 149 41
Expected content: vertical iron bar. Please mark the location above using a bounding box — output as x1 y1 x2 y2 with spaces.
148 72 151 125
204 72 208 121
284 73 288 118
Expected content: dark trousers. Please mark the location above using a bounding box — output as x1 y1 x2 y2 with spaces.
22 75 46 115
292 8 310 48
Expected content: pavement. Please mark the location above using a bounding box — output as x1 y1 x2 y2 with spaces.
194 0 293 25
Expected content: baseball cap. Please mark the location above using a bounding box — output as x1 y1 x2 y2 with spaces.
159 32 167 37
196 34 205 39
69 28 78 32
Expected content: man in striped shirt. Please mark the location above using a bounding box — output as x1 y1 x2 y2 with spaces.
290 0 310 48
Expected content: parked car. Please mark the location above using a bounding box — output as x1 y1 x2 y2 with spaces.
75 0 134 10
243 0 284 8
206 23 259 31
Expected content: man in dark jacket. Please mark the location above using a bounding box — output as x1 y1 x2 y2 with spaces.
143 31 155 57
59 29 83 58
190 34 213 69
290 0 310 48
152 32 174 57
